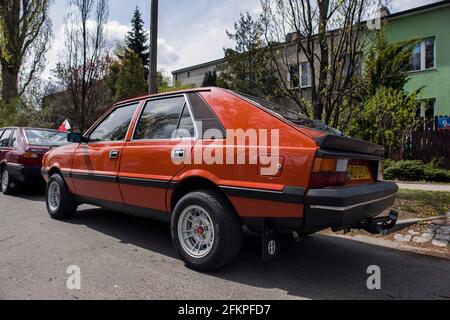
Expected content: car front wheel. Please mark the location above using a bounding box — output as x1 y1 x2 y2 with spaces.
46 174 78 220
171 190 243 272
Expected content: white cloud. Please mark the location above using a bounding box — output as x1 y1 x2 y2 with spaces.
42 19 179 79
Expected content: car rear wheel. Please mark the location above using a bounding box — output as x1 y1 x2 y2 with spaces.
46 174 77 220
1 168 14 195
171 190 242 271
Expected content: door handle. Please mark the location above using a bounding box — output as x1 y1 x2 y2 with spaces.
172 148 185 159
109 150 120 159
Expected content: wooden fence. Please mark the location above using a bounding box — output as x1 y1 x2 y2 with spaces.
410 131 450 169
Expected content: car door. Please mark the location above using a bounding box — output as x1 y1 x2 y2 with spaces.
119 94 197 213
0 129 14 164
71 102 140 203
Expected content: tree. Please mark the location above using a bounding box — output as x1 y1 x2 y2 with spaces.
260 0 379 128
363 31 419 96
125 6 149 79
113 52 147 101
349 31 422 158
55 0 110 132
218 12 278 97
0 0 53 103
202 71 218 87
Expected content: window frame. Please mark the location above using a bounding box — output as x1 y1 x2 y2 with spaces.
87 102 140 145
287 62 312 89
130 93 199 142
287 64 300 89
300 62 312 89
409 37 436 73
0 128 14 148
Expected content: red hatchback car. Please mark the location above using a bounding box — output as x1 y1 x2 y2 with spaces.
0 127 68 194
42 88 399 271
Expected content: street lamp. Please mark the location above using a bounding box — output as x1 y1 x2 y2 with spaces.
149 0 158 94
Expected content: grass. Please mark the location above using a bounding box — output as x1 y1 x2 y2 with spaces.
396 190 450 218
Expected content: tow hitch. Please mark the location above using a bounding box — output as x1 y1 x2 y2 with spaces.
339 210 399 235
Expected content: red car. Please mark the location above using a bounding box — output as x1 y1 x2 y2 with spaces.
42 88 399 271
0 127 68 194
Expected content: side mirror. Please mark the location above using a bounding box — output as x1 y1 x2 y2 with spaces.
67 132 87 143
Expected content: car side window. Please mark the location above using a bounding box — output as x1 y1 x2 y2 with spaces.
134 96 193 140
0 129 13 148
89 103 139 143
11 130 19 148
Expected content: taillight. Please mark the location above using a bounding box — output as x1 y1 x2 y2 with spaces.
17 150 43 165
310 158 349 188
22 152 39 159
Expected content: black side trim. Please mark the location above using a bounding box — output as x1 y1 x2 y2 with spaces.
314 135 384 156
118 176 168 189
71 172 117 183
75 196 171 223
61 170 71 178
70 172 177 190
220 186 305 204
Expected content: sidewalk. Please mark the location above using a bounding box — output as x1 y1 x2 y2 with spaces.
396 182 450 192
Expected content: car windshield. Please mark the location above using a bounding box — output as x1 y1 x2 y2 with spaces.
25 129 68 147
233 92 342 135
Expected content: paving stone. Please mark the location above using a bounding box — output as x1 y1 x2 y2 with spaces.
407 230 421 236
412 236 431 244
436 228 450 236
435 234 450 242
432 239 449 248
420 233 435 240
394 234 412 242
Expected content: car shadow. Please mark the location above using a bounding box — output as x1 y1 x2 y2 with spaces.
3 183 46 202
68 206 450 300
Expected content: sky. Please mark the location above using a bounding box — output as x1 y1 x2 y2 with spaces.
44 0 441 80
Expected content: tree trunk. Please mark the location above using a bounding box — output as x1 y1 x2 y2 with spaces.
1 62 19 103
316 0 329 121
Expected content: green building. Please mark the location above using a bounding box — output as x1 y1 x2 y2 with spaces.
387 0 450 129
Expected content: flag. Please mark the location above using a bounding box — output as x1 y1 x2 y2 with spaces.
58 119 72 132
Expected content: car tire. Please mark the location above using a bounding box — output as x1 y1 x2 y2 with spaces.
46 174 78 220
171 190 243 272
1 167 14 195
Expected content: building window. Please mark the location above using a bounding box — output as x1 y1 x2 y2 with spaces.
410 38 435 72
288 62 311 89
417 99 436 131
288 64 299 88
300 62 312 88
187 71 191 78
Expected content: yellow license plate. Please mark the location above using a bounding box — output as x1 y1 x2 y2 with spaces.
348 165 372 181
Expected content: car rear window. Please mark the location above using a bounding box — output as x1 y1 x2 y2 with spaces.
25 130 68 147
233 92 341 135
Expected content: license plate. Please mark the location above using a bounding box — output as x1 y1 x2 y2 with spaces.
348 165 372 181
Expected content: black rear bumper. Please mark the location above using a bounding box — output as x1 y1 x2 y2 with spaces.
304 182 398 233
7 163 43 182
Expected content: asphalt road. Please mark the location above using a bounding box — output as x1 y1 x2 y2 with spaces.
1 187 449 300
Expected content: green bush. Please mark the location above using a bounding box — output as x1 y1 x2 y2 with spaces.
384 160 450 183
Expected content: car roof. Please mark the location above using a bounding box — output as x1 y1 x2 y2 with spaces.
114 87 216 106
